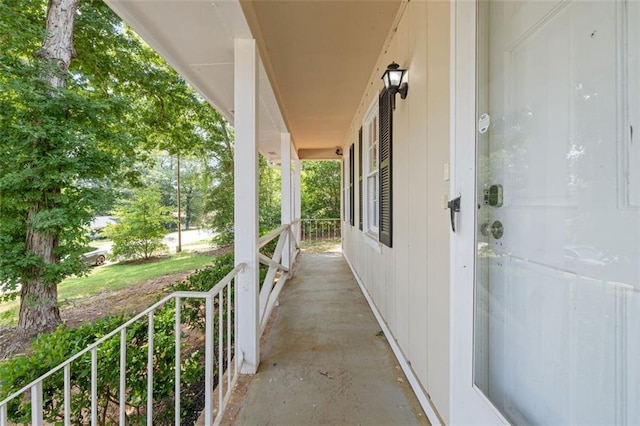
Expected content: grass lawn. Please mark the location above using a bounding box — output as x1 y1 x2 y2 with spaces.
301 238 342 253
182 237 214 247
0 252 216 326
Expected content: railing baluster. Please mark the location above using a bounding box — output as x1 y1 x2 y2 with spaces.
218 292 224 413
147 312 155 425
226 280 232 397
120 328 127 425
0 403 7 426
175 297 182 426
205 296 214 425
299 219 340 245
64 364 71 426
91 348 97 426
31 382 43 426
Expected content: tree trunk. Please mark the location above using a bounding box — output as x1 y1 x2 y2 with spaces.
18 0 79 332
19 282 59 331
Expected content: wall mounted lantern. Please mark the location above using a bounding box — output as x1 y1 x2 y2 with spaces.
381 62 408 110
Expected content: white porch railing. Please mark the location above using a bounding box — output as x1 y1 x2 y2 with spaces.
301 218 341 242
0 263 245 426
0 220 303 425
258 220 300 333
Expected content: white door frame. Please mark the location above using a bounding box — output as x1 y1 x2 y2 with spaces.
449 1 508 423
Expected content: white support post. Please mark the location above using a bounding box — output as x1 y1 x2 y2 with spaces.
294 159 302 248
281 133 292 270
234 38 260 374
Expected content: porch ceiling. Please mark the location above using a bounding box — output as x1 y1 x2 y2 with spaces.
105 0 402 160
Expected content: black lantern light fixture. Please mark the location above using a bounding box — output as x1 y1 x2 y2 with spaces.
381 62 408 110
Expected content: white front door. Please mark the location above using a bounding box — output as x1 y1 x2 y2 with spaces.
452 0 640 423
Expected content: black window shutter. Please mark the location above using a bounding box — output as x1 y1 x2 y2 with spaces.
358 127 363 231
349 143 355 227
342 158 345 221
379 89 393 247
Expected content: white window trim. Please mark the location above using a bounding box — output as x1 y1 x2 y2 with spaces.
363 232 382 252
362 95 380 240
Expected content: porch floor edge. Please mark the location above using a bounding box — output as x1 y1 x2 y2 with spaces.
344 254 445 426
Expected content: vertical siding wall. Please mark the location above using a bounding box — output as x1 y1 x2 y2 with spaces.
342 1 451 421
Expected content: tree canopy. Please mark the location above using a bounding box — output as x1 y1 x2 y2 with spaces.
0 0 230 332
301 161 341 219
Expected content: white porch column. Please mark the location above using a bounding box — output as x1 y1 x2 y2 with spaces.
293 158 302 247
280 133 292 270
234 38 259 374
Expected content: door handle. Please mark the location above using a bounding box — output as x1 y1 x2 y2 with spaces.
481 220 504 239
447 196 461 233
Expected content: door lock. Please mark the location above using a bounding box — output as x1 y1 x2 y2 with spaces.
484 184 503 207
480 220 504 239
491 220 504 239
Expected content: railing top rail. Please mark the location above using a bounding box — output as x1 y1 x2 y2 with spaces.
0 262 246 407
301 218 340 222
258 224 290 249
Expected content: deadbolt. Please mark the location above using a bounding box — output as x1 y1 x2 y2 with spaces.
484 184 503 207
480 221 504 239
491 220 504 239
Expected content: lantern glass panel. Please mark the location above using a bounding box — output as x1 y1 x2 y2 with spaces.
388 70 403 87
382 73 391 89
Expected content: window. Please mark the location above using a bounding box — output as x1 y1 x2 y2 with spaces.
362 90 393 247
363 97 379 237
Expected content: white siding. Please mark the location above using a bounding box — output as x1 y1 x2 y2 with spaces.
342 1 451 422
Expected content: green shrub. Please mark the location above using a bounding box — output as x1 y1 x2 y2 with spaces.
210 231 233 249
0 256 243 425
0 311 203 425
169 252 235 331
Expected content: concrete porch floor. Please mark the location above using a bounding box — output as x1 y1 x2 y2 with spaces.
224 251 429 425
